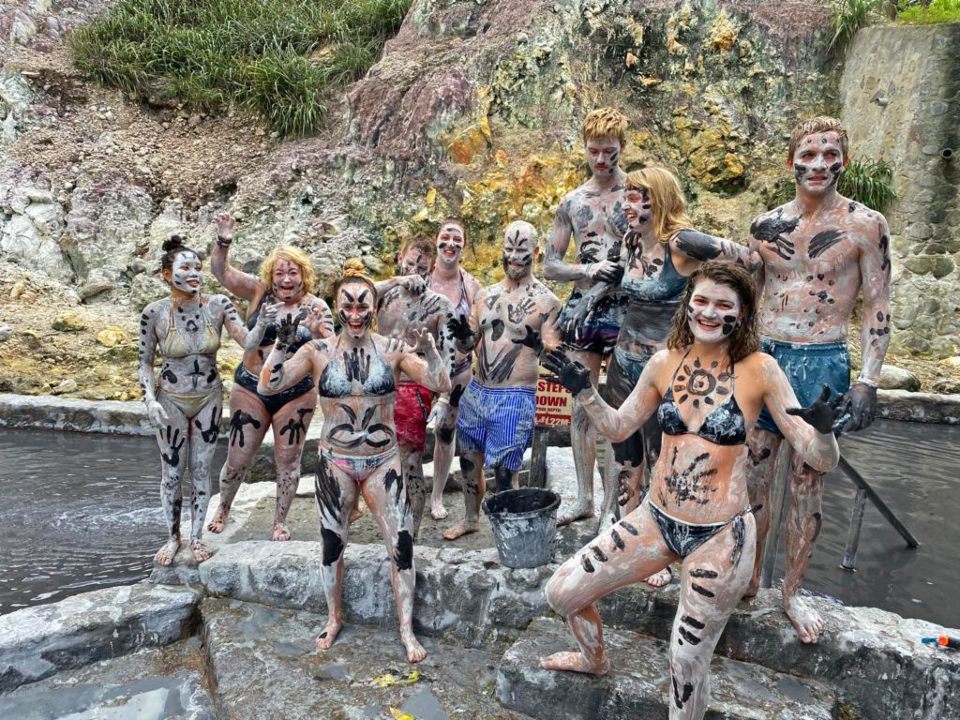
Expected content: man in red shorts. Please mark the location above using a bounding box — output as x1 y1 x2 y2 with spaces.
376 236 455 536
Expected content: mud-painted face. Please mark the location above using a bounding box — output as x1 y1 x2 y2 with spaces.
623 187 653 229
168 251 203 296
502 227 537 280
585 136 622 179
436 223 465 268
790 131 846 195
686 278 742 345
398 248 434 279
337 282 374 339
272 259 305 302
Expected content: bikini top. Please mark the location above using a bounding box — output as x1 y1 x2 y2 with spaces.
160 301 221 358
431 269 471 323
247 293 313 352
657 354 747 446
318 341 396 398
621 244 688 305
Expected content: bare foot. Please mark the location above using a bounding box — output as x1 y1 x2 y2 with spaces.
784 594 825 643
207 508 228 534
443 521 479 541
540 650 610 675
643 567 672 589
401 629 427 663
154 538 180 566
556 499 594 527
272 523 291 542
430 501 448 521
190 540 214 563
315 618 343 650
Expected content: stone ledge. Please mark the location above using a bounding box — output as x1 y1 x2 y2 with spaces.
496 617 838 720
877 389 960 424
192 540 960 720
0 583 202 693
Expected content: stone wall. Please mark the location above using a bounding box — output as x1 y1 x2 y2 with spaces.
841 24 960 358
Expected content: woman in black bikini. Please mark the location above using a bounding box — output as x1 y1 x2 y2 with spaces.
207 212 334 542
541 262 843 720
138 236 271 566
258 260 450 664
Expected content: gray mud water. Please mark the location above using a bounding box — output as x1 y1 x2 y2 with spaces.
0 421 957 627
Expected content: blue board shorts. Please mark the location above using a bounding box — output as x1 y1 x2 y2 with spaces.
456 379 536 471
756 338 850 436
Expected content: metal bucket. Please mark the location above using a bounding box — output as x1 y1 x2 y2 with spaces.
482 488 561 568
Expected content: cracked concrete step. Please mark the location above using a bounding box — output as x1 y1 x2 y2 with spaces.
496 618 838 720
201 596 534 720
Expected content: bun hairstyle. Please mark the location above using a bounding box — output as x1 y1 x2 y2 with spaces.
334 258 378 303
160 235 200 272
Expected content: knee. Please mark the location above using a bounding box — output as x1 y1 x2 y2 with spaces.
544 572 577 617
459 454 477 480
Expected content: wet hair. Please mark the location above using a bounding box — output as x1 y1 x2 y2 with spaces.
582 107 629 145
667 261 759 363
334 258 378 304
399 234 437 262
437 217 467 245
160 235 200 273
258 245 316 295
625 167 692 243
787 116 849 160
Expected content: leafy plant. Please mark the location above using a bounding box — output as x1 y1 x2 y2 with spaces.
838 158 897 211
897 0 960 24
70 0 412 137
830 0 885 53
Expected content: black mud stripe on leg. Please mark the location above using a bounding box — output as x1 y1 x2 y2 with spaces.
580 554 595 573
320 527 344 566
678 627 702 645
619 520 639 536
730 515 745 567
610 529 625 550
691 583 715 598
689 568 718 579
394 530 414 570
681 615 705 630
591 546 608 563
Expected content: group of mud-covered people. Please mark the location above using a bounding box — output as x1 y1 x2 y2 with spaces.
138 107 891 718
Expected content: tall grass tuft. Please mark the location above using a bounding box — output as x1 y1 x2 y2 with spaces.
70 0 412 137
830 0 885 53
838 159 896 212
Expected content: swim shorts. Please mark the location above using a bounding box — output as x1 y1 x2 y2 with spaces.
456 379 535 471
394 381 433 453
558 289 625 355
600 347 661 468
755 338 850 436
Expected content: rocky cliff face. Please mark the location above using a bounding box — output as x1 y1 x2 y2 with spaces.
8 0 938 399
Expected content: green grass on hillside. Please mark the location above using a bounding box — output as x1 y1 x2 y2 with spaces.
70 0 411 137
897 0 960 24
838 158 896 213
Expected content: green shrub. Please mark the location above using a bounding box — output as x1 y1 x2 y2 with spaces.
838 159 897 212
830 0 885 53
897 0 960 24
70 0 411 137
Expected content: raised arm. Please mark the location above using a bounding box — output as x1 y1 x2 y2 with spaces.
543 349 665 442
138 303 168 428
760 355 840 472
213 295 269 350
672 229 760 272
209 212 263 301
398 330 452 395
543 199 591 282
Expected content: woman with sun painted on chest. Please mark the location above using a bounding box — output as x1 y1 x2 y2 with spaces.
257 259 450 664
541 262 841 720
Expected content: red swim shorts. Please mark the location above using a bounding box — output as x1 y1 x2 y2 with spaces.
394 382 433 452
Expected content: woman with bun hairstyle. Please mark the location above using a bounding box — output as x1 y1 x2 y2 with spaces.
138 235 272 565
207 212 334 542
258 259 450 663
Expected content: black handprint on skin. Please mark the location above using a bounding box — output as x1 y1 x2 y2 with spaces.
750 208 800 260
344 348 371 384
276 309 307 350
229 410 262 447
512 324 543 354
159 426 186 466
507 298 535 324
194 411 221 444
279 408 313 445
448 315 473 342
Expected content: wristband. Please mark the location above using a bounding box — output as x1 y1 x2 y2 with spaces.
435 397 450 406
855 378 878 389
216 236 232 248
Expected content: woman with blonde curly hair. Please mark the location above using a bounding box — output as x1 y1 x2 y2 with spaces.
207 212 334 542
590 167 758 587
258 259 450 663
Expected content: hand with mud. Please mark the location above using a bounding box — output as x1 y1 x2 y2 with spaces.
213 211 234 245
543 349 592 396
786 385 849 435
275 308 307 350
382 337 412 366
427 400 450 429
303 303 334 339
617 472 635 507
588 259 624 285
838 382 878 432
398 275 427 296
146 400 169 429
411 328 439 357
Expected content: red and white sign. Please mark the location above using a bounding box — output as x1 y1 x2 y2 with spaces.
535 374 572 428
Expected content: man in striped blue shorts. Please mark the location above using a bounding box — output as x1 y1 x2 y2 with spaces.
443 221 563 541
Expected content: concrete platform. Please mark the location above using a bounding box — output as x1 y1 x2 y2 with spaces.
496 618 838 720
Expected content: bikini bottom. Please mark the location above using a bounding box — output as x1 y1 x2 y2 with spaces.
648 500 753 560
159 384 222 421
234 364 314 416
322 446 399 484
